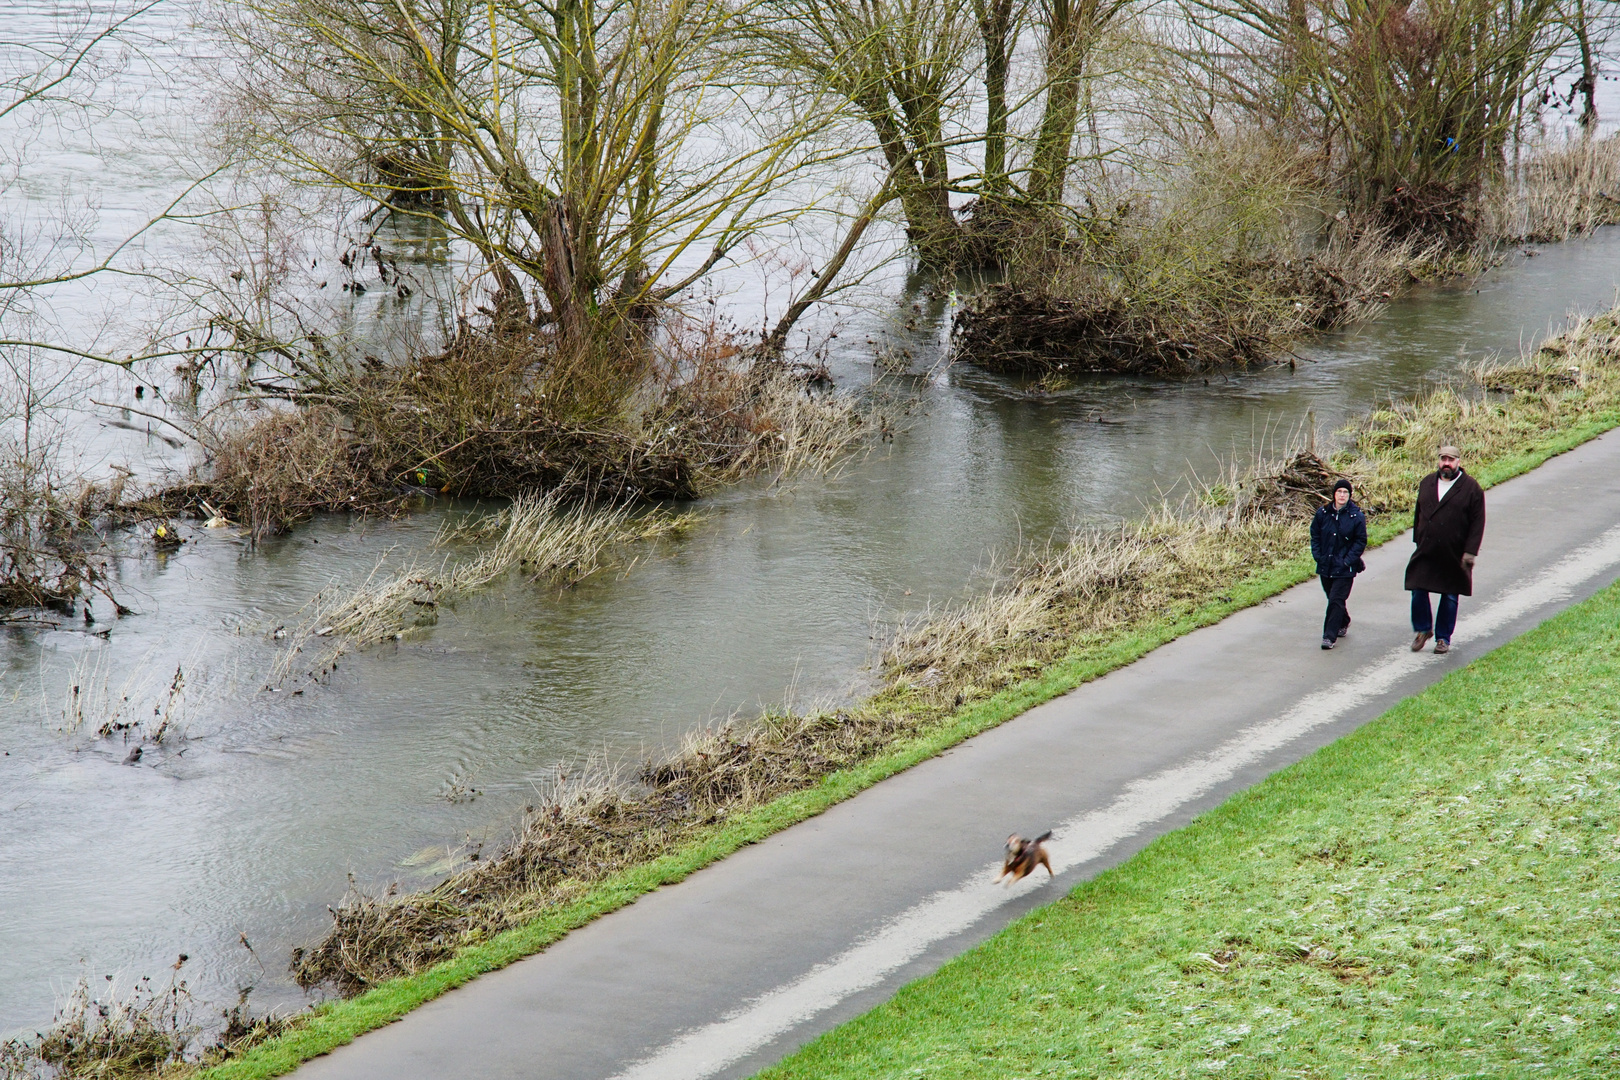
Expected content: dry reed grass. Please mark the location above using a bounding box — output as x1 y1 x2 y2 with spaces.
1484 136 1620 243
0 975 293 1080
291 305 1620 996
0 974 194 1080
270 494 698 683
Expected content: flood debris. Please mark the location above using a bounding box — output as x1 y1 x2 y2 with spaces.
1244 452 1352 519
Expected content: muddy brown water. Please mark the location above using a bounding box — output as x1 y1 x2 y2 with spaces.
9 0 1620 1042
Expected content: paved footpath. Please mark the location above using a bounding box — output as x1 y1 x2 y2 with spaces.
297 430 1620 1080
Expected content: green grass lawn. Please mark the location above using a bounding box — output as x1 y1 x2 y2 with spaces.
758 583 1620 1079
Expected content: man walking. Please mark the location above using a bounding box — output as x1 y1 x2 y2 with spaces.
1406 445 1485 654
1310 478 1366 650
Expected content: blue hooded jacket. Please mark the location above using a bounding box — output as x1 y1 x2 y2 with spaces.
1310 499 1368 578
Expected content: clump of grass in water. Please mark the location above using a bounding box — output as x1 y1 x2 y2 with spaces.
271 493 699 682
56 647 207 748
289 306 1620 997
0 972 194 1079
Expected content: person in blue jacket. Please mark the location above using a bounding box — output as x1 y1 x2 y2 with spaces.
1310 478 1367 650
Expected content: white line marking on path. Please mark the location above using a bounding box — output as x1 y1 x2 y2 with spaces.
610 526 1620 1080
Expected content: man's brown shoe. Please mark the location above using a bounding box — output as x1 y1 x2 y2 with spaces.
1434 640 1450 654
1412 632 1432 652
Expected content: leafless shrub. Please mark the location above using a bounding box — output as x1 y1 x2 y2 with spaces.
0 971 195 1080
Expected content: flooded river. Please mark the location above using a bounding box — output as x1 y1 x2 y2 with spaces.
7 0 1620 1042
6 232 1620 1034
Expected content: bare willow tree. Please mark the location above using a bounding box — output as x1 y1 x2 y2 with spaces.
1 4 170 616
1556 0 1620 131
227 0 823 360
752 0 979 262
1177 0 1570 236
1024 0 1134 205
753 0 1138 266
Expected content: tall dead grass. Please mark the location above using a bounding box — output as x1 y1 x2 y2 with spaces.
1484 136 1620 243
0 974 193 1080
0 973 292 1080
270 493 698 683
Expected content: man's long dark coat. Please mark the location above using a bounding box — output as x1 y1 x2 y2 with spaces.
1404 469 1486 596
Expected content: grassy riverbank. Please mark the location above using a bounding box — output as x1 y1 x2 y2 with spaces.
14 305 1620 1079
169 308 1620 1080
759 579 1620 1080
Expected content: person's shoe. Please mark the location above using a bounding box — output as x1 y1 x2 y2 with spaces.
1412 632 1432 652
1434 639 1450 654
1321 638 1336 650
1337 619 1350 639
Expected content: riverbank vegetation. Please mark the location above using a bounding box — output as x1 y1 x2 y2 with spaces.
9 270 1620 1080
7 0 1620 622
762 579 1620 1080
284 305 1620 993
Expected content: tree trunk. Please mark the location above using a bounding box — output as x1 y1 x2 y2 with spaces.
1026 0 1097 207
1574 0 1598 130
862 94 961 262
976 0 1015 195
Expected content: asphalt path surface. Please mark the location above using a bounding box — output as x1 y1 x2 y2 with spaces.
295 430 1620 1080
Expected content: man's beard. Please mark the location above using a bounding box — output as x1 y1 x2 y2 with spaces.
1439 465 1459 480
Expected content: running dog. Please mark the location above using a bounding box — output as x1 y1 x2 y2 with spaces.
997 831 1053 883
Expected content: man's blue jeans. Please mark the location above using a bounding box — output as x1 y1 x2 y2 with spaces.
1411 590 1459 642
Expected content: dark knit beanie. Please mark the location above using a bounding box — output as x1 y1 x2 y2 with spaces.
1331 478 1353 495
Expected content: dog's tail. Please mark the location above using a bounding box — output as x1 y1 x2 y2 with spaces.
1033 830 1053 846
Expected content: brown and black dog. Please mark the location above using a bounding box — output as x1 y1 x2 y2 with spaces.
996 831 1053 883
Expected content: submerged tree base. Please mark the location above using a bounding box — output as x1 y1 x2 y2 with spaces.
954 224 1455 376
163 324 872 541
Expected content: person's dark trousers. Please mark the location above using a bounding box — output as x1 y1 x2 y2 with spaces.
1320 575 1354 640
1411 590 1459 642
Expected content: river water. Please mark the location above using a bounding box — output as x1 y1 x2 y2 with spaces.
7 0 1620 1043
